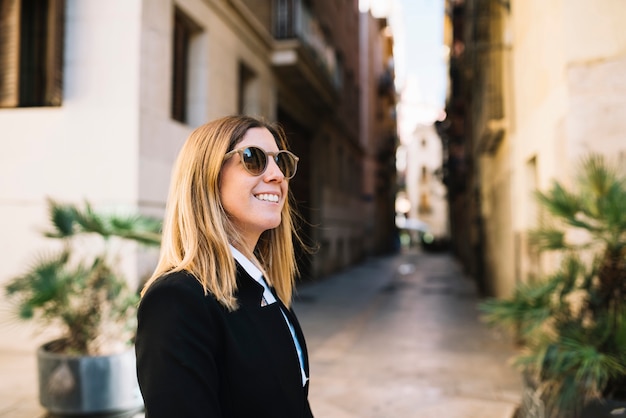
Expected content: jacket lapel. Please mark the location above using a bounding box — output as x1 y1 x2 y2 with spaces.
234 264 306 399
272 287 310 382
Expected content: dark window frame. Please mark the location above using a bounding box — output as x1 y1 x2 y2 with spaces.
0 0 65 108
171 8 200 123
237 61 256 115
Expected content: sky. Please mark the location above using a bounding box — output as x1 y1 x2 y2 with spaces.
362 0 447 132
395 0 446 110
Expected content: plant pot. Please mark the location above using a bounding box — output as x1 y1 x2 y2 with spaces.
580 399 626 418
37 340 143 417
518 373 626 418
518 374 546 418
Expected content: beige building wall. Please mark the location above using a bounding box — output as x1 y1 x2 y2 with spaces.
564 1 626 165
479 144 514 297
489 0 626 296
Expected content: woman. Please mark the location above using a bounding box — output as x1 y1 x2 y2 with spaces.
135 115 313 417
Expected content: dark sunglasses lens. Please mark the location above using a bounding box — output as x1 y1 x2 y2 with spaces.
276 152 296 178
241 147 266 175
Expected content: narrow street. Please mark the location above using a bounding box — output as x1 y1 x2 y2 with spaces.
0 248 522 418
294 248 522 418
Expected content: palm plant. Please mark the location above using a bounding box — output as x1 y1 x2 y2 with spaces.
5 199 161 355
480 154 626 417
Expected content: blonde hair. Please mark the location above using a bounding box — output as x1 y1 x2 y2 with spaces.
142 115 301 310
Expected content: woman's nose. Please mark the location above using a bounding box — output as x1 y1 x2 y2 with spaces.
264 157 284 181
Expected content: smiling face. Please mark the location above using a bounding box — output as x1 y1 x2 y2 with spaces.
219 127 288 251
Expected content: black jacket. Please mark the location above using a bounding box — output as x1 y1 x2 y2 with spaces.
135 264 313 418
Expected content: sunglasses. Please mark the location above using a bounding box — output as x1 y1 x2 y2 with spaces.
224 146 299 179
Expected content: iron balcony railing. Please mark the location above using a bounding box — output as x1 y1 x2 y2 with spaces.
272 0 342 90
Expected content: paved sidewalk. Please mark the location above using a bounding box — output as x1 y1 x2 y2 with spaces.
293 249 522 418
0 249 522 417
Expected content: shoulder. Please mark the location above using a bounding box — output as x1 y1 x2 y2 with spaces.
136 271 226 369
139 271 222 315
147 270 202 292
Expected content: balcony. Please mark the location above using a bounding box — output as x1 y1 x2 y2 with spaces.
271 0 340 110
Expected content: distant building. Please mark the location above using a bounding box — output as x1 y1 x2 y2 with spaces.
403 124 448 239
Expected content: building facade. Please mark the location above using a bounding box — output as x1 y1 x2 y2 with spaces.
439 0 626 297
359 9 399 258
400 123 448 241
0 0 397 349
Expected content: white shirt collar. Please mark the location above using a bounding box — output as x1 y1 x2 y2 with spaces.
229 244 263 281
229 244 277 305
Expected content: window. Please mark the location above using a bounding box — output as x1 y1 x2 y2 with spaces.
171 8 201 123
237 62 257 115
0 0 65 107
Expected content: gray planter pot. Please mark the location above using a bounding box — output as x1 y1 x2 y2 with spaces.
38 340 143 417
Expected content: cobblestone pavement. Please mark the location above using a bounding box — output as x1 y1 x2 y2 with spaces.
0 248 522 417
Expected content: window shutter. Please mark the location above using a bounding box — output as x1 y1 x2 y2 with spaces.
44 0 64 106
0 0 20 108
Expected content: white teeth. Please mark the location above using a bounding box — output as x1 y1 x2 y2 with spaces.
255 194 279 203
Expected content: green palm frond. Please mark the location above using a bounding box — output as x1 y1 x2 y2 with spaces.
597 182 626 229
516 290 626 413
528 227 566 251
556 254 586 301
610 310 626 358
535 183 581 222
108 213 162 246
578 154 619 199
512 331 555 379
580 258 599 292
44 200 79 238
479 277 558 337
74 200 110 237
576 155 626 238
45 199 162 246
540 334 625 409
5 250 73 320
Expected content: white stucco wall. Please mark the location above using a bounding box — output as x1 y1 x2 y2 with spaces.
0 0 143 350
0 0 280 351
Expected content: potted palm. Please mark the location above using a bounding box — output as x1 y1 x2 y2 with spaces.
5 199 161 417
480 154 626 418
